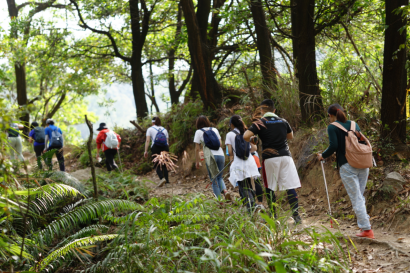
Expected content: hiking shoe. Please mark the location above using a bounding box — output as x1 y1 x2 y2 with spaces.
356 229 375 239
293 215 302 225
157 178 167 188
224 191 232 201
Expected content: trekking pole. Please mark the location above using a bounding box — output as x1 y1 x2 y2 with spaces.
117 149 124 173
205 160 232 189
320 160 333 228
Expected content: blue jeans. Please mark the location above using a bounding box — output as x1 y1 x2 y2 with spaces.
206 155 227 198
340 163 371 230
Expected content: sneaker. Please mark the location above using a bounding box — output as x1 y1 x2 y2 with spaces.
293 215 302 225
157 178 166 188
356 229 375 239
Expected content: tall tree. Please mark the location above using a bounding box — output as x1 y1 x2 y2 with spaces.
250 0 277 98
6 0 66 134
381 0 408 143
180 0 224 109
70 0 155 119
287 0 357 123
168 1 192 105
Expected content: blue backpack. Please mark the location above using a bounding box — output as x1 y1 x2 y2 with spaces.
153 127 168 148
201 128 220 150
232 130 250 160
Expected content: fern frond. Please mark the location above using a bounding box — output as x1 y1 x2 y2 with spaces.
104 210 143 224
29 183 83 215
36 199 144 244
50 224 109 252
32 234 119 272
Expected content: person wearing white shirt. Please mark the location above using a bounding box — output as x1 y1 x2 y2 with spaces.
193 115 229 199
225 115 260 212
144 117 170 187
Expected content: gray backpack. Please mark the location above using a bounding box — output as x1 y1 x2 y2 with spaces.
34 127 45 143
50 128 63 147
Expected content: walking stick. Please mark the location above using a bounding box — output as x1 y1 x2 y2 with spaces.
205 160 232 189
320 160 333 228
117 149 124 173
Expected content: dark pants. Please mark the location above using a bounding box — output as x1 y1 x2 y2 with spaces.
238 178 256 212
34 144 45 170
266 188 299 217
151 144 169 183
254 177 264 203
46 146 65 171
104 149 118 172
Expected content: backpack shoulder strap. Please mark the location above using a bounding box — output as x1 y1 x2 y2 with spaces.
231 129 239 135
331 122 348 132
152 126 159 132
350 121 356 131
200 128 205 132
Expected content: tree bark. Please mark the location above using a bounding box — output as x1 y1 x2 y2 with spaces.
294 0 322 123
169 1 183 105
250 0 277 98
180 0 222 109
381 0 408 143
85 115 98 200
290 0 299 71
7 0 29 134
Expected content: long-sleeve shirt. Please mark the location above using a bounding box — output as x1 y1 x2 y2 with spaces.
96 129 121 151
322 120 360 167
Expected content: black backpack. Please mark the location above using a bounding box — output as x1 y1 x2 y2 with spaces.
201 128 220 150
232 130 250 160
34 127 45 143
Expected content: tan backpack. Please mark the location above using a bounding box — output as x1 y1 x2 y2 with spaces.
331 121 373 169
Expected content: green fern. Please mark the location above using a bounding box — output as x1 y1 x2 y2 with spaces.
32 234 119 272
36 199 144 244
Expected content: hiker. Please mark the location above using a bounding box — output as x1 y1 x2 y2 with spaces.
225 115 260 211
244 99 302 224
96 123 121 172
194 115 230 199
8 123 25 161
144 117 170 187
317 104 375 239
43 119 65 171
28 121 46 169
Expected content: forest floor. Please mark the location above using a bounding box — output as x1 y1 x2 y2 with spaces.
68 164 410 272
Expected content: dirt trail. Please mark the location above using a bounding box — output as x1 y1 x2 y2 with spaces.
139 169 410 273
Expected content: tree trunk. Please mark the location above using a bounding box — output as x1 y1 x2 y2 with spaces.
250 0 277 98
149 62 160 113
132 60 149 119
129 0 149 119
7 0 30 134
294 0 322 123
169 2 182 105
180 0 222 109
290 0 299 73
381 0 408 143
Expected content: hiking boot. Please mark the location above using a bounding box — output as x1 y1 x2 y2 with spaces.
293 215 302 225
157 178 167 188
223 191 232 201
356 229 375 239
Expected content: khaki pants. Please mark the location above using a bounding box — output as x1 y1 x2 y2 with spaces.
8 136 24 161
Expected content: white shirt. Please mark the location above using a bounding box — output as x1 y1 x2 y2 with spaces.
225 128 251 152
146 126 169 147
193 127 224 156
225 128 260 187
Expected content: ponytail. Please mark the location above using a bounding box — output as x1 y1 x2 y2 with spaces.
327 103 347 123
230 115 247 135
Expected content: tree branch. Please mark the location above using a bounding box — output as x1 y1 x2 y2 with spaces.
130 120 146 134
70 0 131 62
314 0 357 35
177 65 193 97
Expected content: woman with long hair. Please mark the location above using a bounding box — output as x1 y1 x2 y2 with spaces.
225 115 261 211
194 115 230 199
318 104 375 239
